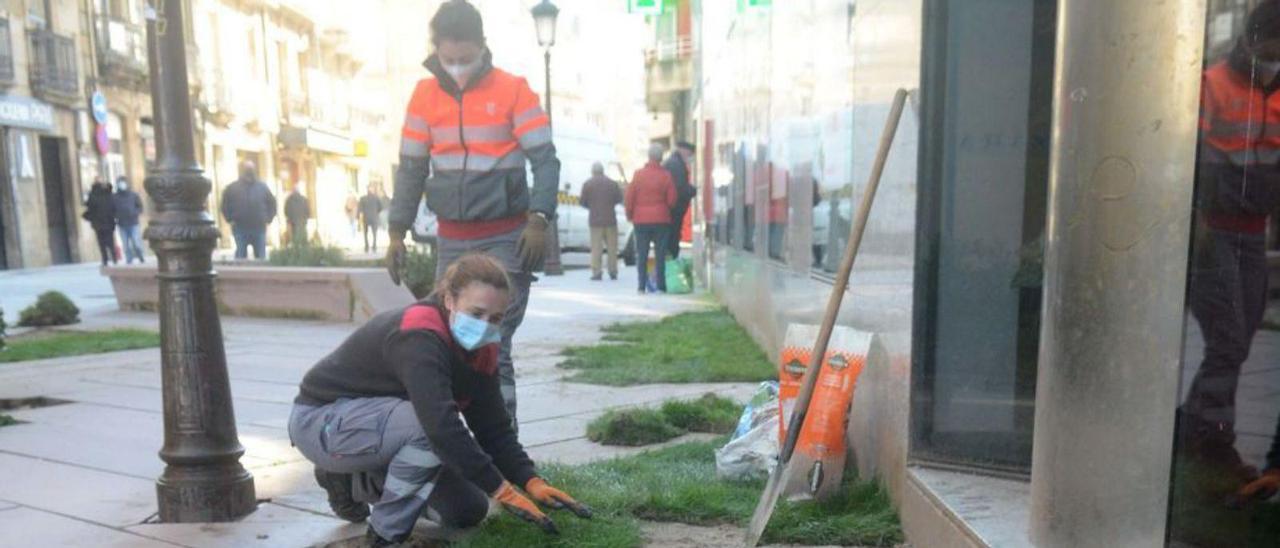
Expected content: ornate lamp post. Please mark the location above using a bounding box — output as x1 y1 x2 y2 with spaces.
143 0 255 522
531 0 563 275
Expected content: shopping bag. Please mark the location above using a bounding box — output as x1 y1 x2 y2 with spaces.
665 257 693 294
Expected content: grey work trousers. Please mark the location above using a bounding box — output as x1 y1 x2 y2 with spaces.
1183 229 1269 437
289 398 490 542
435 226 531 426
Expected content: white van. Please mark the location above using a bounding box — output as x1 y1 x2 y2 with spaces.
413 121 633 259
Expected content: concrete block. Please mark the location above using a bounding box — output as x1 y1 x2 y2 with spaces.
127 502 363 548
0 507 179 547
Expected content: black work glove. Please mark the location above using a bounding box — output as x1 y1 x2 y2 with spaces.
386 230 407 285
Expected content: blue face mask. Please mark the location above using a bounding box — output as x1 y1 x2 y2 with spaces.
450 311 502 351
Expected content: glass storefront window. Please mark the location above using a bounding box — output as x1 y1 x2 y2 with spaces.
911 0 1056 473
1169 1 1280 545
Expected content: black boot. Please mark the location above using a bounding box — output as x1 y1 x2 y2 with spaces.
314 467 371 523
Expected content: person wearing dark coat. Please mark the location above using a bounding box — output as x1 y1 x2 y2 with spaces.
285 185 310 247
112 177 145 264
220 161 277 259
662 141 696 259
360 185 385 253
82 179 117 266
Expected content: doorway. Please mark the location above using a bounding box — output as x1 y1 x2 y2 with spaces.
39 136 73 265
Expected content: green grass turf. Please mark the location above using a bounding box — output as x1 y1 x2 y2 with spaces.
0 329 160 363
586 394 743 447
558 310 775 386
457 439 902 548
586 407 685 447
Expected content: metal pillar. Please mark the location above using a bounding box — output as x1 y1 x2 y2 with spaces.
144 0 256 522
1029 0 1205 546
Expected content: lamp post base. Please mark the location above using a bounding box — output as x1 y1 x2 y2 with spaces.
156 464 256 522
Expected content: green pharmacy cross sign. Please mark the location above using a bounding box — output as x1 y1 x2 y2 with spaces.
627 0 664 15
738 0 772 12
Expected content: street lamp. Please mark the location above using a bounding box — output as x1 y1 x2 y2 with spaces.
143 0 255 522
531 0 564 275
531 0 559 124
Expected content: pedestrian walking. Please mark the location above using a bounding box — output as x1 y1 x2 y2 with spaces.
360 184 385 253
1179 1 1280 485
82 178 117 266
626 144 677 294
285 183 310 247
291 254 591 546
219 161 277 260
663 141 696 259
386 0 560 428
112 176 145 264
579 162 623 280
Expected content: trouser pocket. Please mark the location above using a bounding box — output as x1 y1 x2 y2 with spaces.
321 398 396 458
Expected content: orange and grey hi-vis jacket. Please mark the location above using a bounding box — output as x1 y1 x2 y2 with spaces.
389 52 560 240
1197 41 1280 234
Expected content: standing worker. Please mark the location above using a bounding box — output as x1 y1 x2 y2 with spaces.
112 176 145 264
292 254 591 546
83 178 117 266
284 181 310 247
360 184 385 253
220 161 277 260
663 141 696 259
1179 1 1280 484
385 0 560 426
579 162 623 281
626 144 676 294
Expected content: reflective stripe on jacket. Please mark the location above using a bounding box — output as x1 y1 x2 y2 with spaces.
1197 43 1280 233
389 52 560 239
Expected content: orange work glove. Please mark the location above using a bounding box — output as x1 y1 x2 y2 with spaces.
525 477 593 519
1236 469 1280 503
492 481 558 535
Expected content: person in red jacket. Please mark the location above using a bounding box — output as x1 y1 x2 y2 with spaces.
1179 1 1280 484
291 254 590 546
626 144 677 293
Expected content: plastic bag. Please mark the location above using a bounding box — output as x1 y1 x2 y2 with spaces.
665 257 694 294
716 381 781 480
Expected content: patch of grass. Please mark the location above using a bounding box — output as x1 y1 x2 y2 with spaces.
458 439 902 548
587 408 685 446
0 329 160 363
0 414 16 427
661 393 741 433
559 309 774 386
587 394 742 447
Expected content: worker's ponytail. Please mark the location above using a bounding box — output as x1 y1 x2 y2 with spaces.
433 253 511 300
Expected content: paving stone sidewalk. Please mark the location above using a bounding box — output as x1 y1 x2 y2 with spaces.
0 262 755 547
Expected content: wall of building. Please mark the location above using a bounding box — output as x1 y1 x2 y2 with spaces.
696 0 921 504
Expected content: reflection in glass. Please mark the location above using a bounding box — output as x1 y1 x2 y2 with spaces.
1170 2 1280 545
911 0 1055 472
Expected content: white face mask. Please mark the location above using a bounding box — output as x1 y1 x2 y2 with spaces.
444 59 482 87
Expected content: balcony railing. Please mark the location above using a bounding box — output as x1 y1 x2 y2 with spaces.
96 16 147 85
29 29 79 100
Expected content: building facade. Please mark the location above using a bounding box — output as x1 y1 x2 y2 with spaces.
668 0 1280 546
0 0 101 269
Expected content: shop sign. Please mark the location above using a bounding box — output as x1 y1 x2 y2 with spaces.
0 95 55 132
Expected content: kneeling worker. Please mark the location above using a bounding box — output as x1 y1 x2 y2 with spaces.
290 253 590 546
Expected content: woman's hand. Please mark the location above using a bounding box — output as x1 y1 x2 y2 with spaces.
492 481 558 535
525 477 593 519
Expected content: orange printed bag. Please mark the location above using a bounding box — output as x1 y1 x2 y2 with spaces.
777 325 870 500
